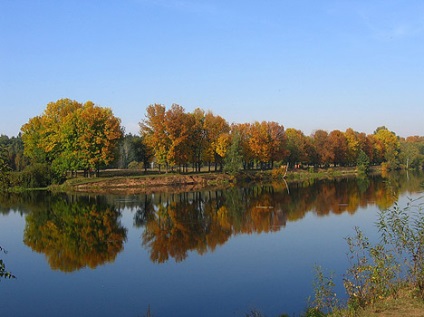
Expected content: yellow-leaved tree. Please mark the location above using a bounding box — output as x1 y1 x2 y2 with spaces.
21 98 123 178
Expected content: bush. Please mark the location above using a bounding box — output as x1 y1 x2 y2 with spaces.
128 161 143 170
309 197 424 315
9 163 60 188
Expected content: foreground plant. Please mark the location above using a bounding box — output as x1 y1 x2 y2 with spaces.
377 197 424 296
0 245 15 280
307 266 340 316
308 196 424 316
343 227 399 311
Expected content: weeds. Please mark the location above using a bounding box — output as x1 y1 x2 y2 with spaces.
307 266 340 316
343 227 399 311
308 196 424 316
377 197 424 296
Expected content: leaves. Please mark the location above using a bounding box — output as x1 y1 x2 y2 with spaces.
21 99 123 177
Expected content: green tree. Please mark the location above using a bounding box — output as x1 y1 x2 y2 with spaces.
357 149 370 174
0 146 11 191
399 138 421 169
231 123 254 169
117 134 151 170
285 128 309 167
223 132 243 175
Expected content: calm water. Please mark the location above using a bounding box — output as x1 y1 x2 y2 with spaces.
0 172 423 317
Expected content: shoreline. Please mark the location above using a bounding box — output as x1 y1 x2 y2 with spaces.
51 166 378 194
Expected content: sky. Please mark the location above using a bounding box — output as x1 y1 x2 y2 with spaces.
1 0 424 138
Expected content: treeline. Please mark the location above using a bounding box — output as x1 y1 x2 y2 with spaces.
140 103 424 173
1 98 424 189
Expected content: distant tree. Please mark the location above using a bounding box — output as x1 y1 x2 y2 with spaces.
117 134 152 170
203 112 230 171
399 138 422 169
328 130 348 166
311 130 333 167
249 121 286 169
189 108 207 172
223 132 243 175
356 149 370 174
0 134 28 171
231 123 254 169
164 104 195 170
0 145 11 191
373 127 400 169
286 128 309 167
345 128 360 165
140 104 170 171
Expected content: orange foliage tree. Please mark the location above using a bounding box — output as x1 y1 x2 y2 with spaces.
248 121 286 169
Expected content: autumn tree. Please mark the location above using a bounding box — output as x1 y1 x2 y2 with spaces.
164 104 195 171
140 104 170 171
328 130 348 166
311 130 333 167
190 108 207 172
285 128 309 167
249 121 286 169
373 126 400 169
21 99 123 178
22 99 82 164
203 111 230 171
73 102 123 175
357 132 374 164
344 128 360 165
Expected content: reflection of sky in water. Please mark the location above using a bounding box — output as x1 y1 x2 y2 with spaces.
0 187 423 316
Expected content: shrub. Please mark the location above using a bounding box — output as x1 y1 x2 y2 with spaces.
128 161 143 170
9 163 60 188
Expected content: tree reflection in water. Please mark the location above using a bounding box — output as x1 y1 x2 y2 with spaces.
23 195 127 272
6 171 423 269
132 172 422 264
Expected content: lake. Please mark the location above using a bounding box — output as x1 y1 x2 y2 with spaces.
0 171 423 317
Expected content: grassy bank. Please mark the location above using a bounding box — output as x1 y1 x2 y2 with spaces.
48 165 372 194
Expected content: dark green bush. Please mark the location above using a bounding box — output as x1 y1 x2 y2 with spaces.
9 163 62 188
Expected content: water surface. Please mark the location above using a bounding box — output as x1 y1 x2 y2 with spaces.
0 172 423 316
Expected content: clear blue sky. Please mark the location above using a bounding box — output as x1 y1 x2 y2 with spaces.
1 0 423 137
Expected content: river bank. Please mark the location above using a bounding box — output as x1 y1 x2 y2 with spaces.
52 166 378 194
